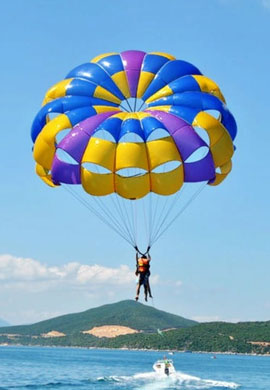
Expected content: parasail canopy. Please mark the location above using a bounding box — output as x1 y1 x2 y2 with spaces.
31 50 237 252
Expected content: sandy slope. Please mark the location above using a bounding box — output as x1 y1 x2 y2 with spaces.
82 325 139 338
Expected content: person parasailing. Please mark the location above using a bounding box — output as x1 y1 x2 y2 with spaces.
135 246 153 302
31 51 237 302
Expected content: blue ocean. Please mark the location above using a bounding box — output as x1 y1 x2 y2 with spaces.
0 346 269 390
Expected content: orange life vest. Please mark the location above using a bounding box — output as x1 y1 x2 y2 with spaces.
138 258 150 273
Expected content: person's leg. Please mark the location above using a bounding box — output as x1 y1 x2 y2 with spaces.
135 274 142 300
147 280 153 298
135 283 140 300
144 284 148 301
143 274 148 301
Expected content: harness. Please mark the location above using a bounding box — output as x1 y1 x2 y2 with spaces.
138 258 150 273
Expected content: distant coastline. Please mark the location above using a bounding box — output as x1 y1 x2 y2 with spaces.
1 343 270 357
0 301 269 355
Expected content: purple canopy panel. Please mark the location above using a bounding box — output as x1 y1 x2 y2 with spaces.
58 126 91 163
80 112 116 136
58 112 114 162
51 155 81 184
148 110 214 182
125 70 141 97
184 151 215 182
146 110 189 134
121 50 146 97
172 126 207 161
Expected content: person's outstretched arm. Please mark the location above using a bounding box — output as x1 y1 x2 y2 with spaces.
135 251 139 275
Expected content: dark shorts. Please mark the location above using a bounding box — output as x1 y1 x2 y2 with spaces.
139 272 150 287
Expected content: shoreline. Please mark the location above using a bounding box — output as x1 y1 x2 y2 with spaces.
1 343 269 357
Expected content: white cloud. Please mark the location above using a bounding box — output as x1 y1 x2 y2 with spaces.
0 254 136 288
0 254 160 292
76 264 134 285
0 254 161 324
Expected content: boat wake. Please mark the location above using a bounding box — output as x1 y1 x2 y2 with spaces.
0 372 240 390
97 370 240 389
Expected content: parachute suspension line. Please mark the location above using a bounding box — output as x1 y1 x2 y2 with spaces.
125 99 133 112
149 164 181 246
64 187 132 245
61 151 130 243
147 195 152 247
142 195 150 249
146 193 152 250
151 182 207 245
149 185 187 247
111 194 135 246
87 157 135 243
149 192 162 245
150 159 172 245
60 146 140 248
118 194 137 246
90 195 131 241
149 193 172 247
151 184 196 245
148 192 153 245
127 201 136 245
119 104 129 113
131 199 138 247
62 185 134 247
137 100 145 112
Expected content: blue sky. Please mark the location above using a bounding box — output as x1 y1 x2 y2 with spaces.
0 0 270 325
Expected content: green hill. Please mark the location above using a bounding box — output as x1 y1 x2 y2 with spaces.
1 318 270 355
0 300 196 336
1 301 269 354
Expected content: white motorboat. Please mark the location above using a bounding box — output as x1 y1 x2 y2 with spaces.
153 358 176 376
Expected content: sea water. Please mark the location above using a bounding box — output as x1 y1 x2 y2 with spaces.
0 346 269 390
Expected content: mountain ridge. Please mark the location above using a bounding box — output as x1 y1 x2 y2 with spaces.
0 300 197 335
1 301 270 354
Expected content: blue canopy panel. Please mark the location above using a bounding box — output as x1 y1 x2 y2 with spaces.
31 96 117 142
94 117 122 141
66 63 125 100
148 92 237 140
119 118 145 141
141 116 169 139
96 54 124 75
142 60 202 101
168 75 202 94
65 78 101 97
141 53 170 73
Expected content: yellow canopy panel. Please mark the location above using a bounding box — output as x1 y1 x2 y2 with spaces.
193 112 234 168
111 71 130 98
33 115 72 170
150 165 184 195
81 169 114 195
136 71 155 98
82 137 116 171
209 160 232 186
146 136 182 170
115 173 150 199
115 142 148 171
